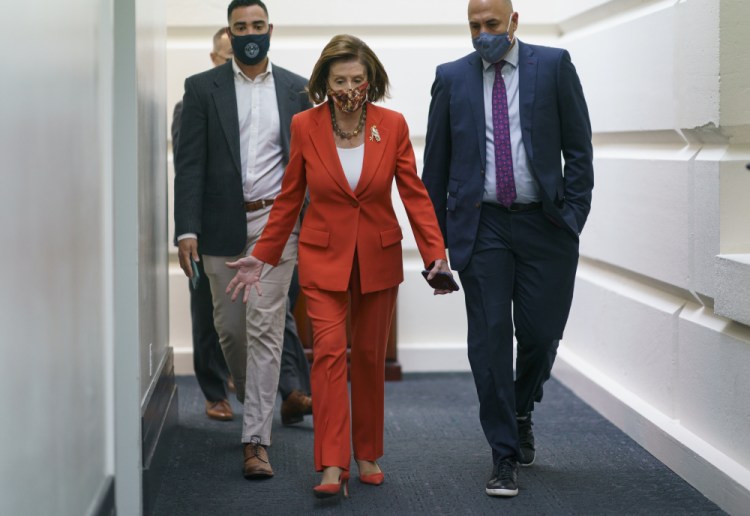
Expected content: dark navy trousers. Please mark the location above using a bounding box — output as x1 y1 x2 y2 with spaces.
459 203 579 463
189 256 230 402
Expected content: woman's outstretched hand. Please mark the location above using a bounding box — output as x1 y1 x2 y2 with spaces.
225 255 266 303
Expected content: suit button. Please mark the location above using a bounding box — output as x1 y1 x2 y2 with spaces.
351 201 359 208
480 169 484 175
475 202 481 209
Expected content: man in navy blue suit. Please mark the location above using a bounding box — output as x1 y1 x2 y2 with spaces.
423 0 594 497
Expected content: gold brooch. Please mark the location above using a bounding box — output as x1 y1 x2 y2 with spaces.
369 125 381 142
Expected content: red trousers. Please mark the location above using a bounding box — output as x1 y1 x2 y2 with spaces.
302 258 398 472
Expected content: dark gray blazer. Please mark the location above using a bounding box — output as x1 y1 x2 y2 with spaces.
174 61 311 256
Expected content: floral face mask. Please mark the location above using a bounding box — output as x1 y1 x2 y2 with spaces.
327 81 369 113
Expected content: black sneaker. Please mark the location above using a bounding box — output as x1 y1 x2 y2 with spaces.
485 458 519 497
517 414 535 466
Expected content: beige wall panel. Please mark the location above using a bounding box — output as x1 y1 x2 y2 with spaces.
719 0 750 129
566 268 683 418
580 154 693 288
718 155 750 254
674 0 721 129
168 0 467 27
689 154 720 299
165 0 640 28
678 305 750 468
567 6 678 133
715 254 750 326
138 0 170 398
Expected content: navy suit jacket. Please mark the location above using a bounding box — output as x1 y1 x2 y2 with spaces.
174 61 311 256
422 41 594 271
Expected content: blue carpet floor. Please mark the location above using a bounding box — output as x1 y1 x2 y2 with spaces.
150 373 723 515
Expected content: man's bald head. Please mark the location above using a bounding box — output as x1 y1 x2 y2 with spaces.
468 0 517 40
468 0 513 18
210 27 233 67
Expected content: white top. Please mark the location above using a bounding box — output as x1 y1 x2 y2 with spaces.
337 144 365 192
232 58 285 203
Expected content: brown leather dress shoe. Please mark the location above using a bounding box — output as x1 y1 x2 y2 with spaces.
243 438 273 479
281 390 313 426
205 399 233 421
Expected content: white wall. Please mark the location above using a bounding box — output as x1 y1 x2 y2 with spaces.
0 1 112 514
0 0 168 514
114 0 169 514
554 1 750 513
165 0 750 512
136 0 170 406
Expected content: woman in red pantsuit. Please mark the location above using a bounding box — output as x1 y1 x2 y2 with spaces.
226 34 455 499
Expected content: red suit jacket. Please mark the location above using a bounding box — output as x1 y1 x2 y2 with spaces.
252 102 446 294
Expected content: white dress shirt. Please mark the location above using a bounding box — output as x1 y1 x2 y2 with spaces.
481 41 539 204
233 58 285 202
177 59 286 243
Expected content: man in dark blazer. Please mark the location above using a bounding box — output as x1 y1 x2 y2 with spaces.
173 27 313 428
172 27 235 423
174 0 312 479
422 0 594 498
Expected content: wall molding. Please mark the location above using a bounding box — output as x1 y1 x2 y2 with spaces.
88 476 115 516
398 342 470 373
554 346 750 516
142 348 178 515
175 343 470 376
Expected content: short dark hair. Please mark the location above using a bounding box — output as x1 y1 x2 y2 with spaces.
227 0 268 21
307 34 390 105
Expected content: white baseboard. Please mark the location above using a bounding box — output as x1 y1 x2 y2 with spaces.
398 342 471 373
173 342 470 376
554 347 750 516
173 346 194 376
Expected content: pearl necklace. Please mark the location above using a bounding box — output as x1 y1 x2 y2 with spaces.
330 102 367 140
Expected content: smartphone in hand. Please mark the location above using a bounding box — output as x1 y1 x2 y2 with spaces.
190 258 201 290
421 269 460 291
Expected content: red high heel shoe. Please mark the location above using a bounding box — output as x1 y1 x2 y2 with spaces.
359 471 384 486
313 471 350 499
357 461 384 486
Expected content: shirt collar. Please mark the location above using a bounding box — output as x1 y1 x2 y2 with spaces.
232 57 273 82
481 39 519 71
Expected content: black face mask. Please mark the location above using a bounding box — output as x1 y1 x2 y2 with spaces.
230 31 270 65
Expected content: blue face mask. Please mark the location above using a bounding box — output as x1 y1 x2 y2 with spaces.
472 14 515 63
230 31 270 65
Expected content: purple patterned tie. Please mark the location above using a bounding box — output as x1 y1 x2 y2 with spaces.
492 61 516 206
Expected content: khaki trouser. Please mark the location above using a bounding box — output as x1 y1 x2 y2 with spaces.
203 206 299 445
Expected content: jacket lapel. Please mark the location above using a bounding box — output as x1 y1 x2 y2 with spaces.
354 105 387 196
272 66 296 163
518 41 537 162
211 63 242 175
467 53 487 167
309 106 356 198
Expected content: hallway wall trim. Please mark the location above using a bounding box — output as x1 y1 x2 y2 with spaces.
142 349 178 515
88 476 115 516
554 348 750 516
